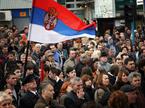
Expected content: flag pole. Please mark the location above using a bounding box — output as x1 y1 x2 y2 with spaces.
23 0 36 79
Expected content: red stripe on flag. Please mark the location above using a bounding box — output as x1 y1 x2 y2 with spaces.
33 0 95 31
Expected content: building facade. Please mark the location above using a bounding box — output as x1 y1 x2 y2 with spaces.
58 0 94 20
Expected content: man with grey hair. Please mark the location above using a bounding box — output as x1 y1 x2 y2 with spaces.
35 83 64 108
75 53 90 77
128 72 141 88
64 77 84 108
128 72 145 108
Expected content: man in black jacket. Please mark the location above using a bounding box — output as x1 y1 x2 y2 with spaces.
64 77 84 108
34 83 64 108
19 74 39 108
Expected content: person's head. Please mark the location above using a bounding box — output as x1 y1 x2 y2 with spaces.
22 74 37 91
0 92 13 108
109 64 120 76
99 51 108 63
81 66 92 77
60 81 72 95
121 46 128 54
120 32 125 41
26 62 34 76
108 90 128 108
2 45 8 54
33 43 41 53
57 42 63 50
7 51 16 61
23 26 29 34
20 53 26 64
117 67 129 83
81 74 92 87
5 73 17 87
45 50 54 62
94 88 105 103
48 67 57 80
66 67 76 79
124 57 135 71
13 66 22 79
70 77 83 92
115 58 123 66
120 84 137 104
80 53 88 64
49 44 57 52
41 83 54 101
128 72 141 88
69 48 76 59
96 72 110 87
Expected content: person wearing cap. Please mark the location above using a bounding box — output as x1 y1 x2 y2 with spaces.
120 84 137 108
97 51 111 72
19 74 39 108
44 50 60 68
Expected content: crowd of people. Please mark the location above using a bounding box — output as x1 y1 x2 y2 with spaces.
0 24 145 108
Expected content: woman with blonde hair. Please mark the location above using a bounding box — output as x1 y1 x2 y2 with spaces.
0 91 15 108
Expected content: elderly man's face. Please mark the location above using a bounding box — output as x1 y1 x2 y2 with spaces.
43 84 54 100
131 76 141 88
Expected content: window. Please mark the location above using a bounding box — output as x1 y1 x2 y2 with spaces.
76 0 84 1
57 0 66 4
66 4 75 8
76 3 83 8
66 0 74 2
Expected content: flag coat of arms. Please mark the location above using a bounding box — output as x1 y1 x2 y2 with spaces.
28 0 96 43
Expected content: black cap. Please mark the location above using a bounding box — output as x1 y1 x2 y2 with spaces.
100 51 108 57
22 74 36 85
120 84 136 93
66 67 75 74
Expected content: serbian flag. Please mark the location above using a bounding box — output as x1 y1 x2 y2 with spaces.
28 0 96 43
